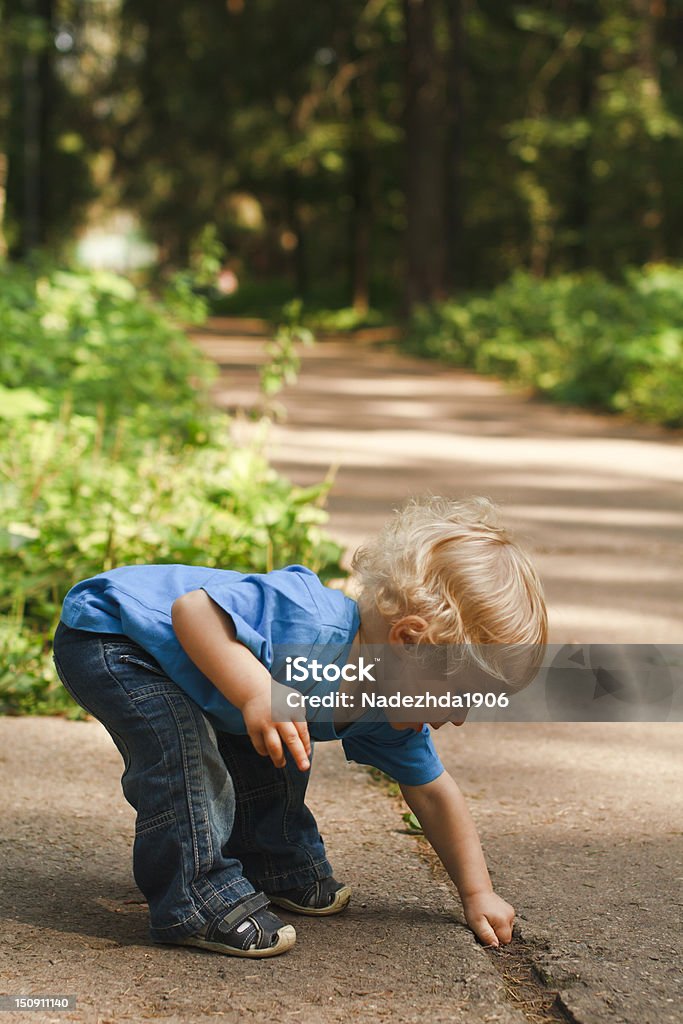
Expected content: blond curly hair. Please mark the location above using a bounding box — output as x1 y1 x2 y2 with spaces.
351 495 548 685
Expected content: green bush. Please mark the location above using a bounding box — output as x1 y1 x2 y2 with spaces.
0 619 76 717
0 263 216 443
0 417 341 619
404 267 683 427
0 263 343 716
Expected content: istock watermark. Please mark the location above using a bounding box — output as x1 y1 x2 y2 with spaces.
285 655 378 683
269 643 683 724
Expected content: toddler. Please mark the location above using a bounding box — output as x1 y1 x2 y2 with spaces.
53 495 547 958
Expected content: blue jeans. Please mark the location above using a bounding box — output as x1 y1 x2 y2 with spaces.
52 622 333 942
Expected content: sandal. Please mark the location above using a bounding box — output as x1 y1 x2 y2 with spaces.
174 892 296 958
267 876 352 916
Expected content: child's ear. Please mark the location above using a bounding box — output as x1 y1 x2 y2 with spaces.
389 615 430 645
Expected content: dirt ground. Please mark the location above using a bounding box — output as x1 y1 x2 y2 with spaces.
2 322 681 1023
1 717 532 1024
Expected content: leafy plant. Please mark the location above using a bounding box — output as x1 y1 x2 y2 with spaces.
259 299 315 417
0 263 343 716
0 619 84 717
404 267 683 427
0 263 216 444
402 811 424 834
163 224 229 325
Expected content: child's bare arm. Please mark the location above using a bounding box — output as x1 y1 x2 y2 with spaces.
400 770 514 947
171 589 311 771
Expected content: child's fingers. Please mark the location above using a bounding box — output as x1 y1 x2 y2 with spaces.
277 722 311 771
494 916 514 945
294 719 311 757
474 916 499 948
247 729 268 758
484 912 514 946
262 726 286 768
489 905 515 945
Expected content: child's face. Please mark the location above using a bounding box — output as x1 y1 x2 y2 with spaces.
382 616 471 731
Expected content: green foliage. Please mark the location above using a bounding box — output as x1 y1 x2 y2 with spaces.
5 1 683 297
402 811 423 835
260 300 315 416
211 278 306 320
0 263 344 716
366 768 422 832
210 279 393 327
0 618 82 718
303 306 388 333
405 267 683 427
0 262 216 444
163 224 229 324
366 766 401 798
0 416 340 624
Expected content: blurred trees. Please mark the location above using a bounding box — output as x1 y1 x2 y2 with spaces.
1 0 104 257
1 0 683 308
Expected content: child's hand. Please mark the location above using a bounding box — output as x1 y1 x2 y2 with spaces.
241 690 312 772
462 890 515 948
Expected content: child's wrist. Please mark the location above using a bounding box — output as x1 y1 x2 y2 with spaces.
459 883 494 906
233 678 272 713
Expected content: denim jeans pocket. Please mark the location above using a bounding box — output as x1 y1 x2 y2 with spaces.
118 652 167 677
102 640 166 674
101 641 178 701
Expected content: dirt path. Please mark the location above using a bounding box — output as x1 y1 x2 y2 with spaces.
196 319 683 1024
198 317 683 645
2 716 531 1024
2 320 681 1024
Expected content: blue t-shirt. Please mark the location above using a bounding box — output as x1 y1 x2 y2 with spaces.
61 563 444 787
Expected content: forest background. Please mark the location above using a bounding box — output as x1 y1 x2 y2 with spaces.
3 0 683 304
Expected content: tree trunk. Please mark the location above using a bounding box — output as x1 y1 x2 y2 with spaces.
348 143 371 315
402 0 446 312
445 0 464 290
6 0 54 257
284 169 308 297
348 55 372 315
567 2 597 270
635 0 665 262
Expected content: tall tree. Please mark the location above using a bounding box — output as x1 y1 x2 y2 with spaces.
445 0 464 289
2 0 99 259
402 0 446 309
634 0 665 262
346 33 373 314
5 0 54 256
566 0 598 270
0 1 9 256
